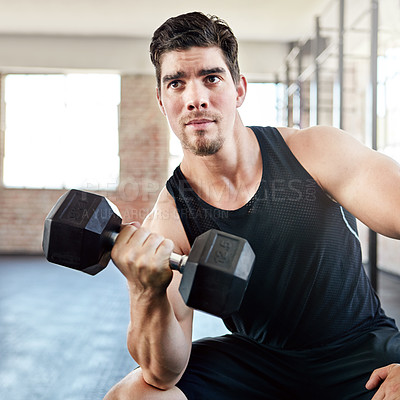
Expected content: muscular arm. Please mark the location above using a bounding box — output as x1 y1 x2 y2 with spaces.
111 188 193 390
282 125 400 239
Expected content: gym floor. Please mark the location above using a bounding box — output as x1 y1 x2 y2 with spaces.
0 256 399 400
0 256 229 400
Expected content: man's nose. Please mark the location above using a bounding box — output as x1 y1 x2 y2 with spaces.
185 82 209 111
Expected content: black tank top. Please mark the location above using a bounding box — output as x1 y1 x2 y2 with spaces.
166 126 396 350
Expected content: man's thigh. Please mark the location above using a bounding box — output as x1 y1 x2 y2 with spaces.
176 334 302 400
307 328 400 400
176 329 400 400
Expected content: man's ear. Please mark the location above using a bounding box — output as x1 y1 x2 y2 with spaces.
156 87 166 116
236 75 247 108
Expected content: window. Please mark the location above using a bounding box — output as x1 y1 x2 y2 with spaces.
2 73 121 190
378 48 400 162
168 82 280 173
238 82 280 126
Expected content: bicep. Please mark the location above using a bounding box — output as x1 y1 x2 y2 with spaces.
334 148 400 238
305 127 400 238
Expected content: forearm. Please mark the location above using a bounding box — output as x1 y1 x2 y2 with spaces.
127 286 191 389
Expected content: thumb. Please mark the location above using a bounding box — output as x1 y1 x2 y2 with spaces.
366 365 391 390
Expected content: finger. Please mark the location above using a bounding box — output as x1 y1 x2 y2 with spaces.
370 387 384 400
366 366 390 390
152 239 175 268
142 233 166 255
126 227 155 250
127 221 141 228
116 223 140 243
120 221 141 230
116 225 151 251
155 238 175 258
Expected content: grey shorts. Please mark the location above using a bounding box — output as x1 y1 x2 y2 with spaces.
176 327 400 400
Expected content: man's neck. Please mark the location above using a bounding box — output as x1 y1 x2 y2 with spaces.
180 125 262 210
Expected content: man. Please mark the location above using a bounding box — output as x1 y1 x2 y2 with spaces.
104 11 400 400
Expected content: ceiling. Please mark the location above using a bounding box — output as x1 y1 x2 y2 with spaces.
0 0 332 42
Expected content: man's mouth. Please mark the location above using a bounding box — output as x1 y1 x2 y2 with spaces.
186 119 215 129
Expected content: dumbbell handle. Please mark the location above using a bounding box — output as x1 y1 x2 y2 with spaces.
109 232 189 273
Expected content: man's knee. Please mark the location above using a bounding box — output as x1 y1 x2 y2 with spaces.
103 368 146 400
103 368 187 400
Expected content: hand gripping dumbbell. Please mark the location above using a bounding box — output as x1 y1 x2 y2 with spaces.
42 190 255 318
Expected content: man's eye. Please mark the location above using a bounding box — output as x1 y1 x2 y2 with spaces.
206 76 221 84
169 81 182 89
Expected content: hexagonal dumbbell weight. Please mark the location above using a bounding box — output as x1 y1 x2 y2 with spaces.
43 189 255 318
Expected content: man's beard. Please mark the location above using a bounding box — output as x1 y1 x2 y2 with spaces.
182 130 224 156
179 113 224 156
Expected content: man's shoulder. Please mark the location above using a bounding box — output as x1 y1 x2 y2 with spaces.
277 125 342 144
277 125 351 160
276 125 350 190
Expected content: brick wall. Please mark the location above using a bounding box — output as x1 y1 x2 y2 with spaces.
0 74 170 254
113 74 170 222
1 71 399 277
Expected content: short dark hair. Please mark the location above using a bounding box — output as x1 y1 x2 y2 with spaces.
150 11 240 89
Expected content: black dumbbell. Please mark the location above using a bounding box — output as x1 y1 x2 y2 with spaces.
42 189 255 318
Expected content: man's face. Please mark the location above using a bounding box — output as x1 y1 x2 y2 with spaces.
157 46 246 156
